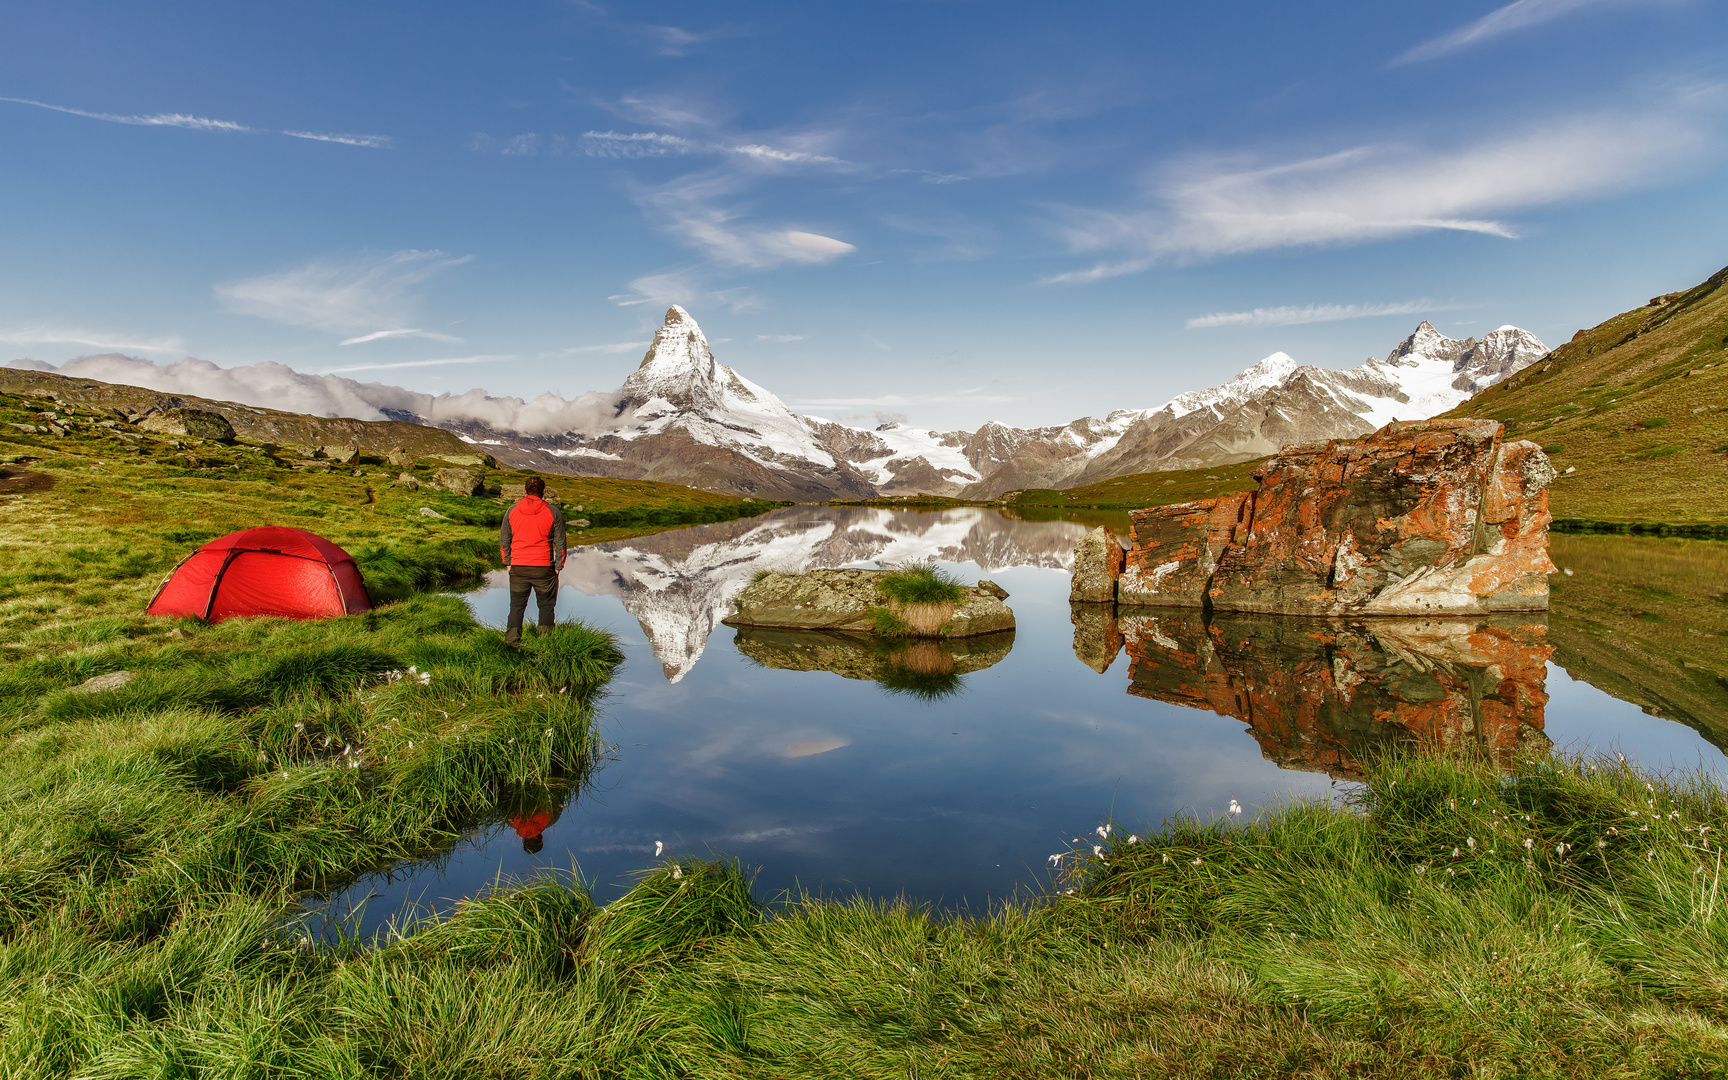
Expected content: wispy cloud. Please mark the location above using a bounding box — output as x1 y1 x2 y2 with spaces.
0 324 186 354
1045 103 1711 281
338 328 465 346
283 130 393 148
608 271 761 313
0 96 248 132
1 96 391 148
637 174 857 269
473 128 848 168
1394 0 1665 65
1187 300 1475 329
756 334 804 342
563 341 647 354
217 250 471 332
316 354 514 375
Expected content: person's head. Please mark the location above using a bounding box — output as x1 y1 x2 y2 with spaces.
524 476 545 498
523 834 544 854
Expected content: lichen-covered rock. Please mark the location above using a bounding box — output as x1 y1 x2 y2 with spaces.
433 467 485 496
1069 526 1124 603
437 453 496 469
722 568 1015 637
1121 609 1551 780
1121 419 1555 616
138 408 235 442
386 447 414 467
320 444 359 464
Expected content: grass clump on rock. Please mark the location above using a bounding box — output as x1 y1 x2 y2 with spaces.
872 562 966 637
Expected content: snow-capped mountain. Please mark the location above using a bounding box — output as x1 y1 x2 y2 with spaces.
957 321 1549 496
556 505 1090 682
13 306 1545 502
435 306 877 500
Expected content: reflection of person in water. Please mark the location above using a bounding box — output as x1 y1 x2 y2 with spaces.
511 806 562 854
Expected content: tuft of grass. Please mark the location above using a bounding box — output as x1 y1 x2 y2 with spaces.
877 563 966 607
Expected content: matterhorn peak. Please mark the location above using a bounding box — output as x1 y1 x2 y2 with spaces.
620 305 726 412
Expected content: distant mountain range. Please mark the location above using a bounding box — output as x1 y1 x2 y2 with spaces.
7 304 1548 501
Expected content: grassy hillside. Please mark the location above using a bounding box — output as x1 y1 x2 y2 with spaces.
1004 456 1267 511
1439 263 1728 526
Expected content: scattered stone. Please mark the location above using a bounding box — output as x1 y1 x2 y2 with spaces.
1117 419 1556 615
166 628 190 639
571 518 590 528
321 444 359 464
392 472 421 489
418 506 448 519
9 423 37 434
73 670 135 693
436 453 496 469
1564 466 1576 474
724 568 1015 638
1069 527 1124 603
137 408 236 441
976 579 1009 600
432 468 485 496
386 447 414 467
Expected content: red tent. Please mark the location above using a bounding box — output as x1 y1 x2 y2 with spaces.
147 526 372 623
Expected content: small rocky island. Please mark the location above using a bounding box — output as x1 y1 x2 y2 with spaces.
1074 419 1557 615
724 567 1015 637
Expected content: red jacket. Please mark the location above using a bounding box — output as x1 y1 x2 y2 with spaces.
500 496 567 569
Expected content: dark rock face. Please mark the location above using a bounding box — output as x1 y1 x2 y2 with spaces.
1115 419 1556 616
1117 609 1552 780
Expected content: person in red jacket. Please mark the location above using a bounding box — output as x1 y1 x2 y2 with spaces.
499 476 567 643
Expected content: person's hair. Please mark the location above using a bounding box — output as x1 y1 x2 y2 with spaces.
523 834 544 854
524 476 545 497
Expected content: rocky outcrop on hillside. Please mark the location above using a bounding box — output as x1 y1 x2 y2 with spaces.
1091 419 1555 615
1107 609 1551 779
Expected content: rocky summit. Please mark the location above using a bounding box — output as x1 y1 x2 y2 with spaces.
1076 418 1556 616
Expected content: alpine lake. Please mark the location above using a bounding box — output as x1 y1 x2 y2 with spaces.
304 506 1728 938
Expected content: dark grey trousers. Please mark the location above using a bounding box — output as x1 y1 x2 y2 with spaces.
505 566 558 641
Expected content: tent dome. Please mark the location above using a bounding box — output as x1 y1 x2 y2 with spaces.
147 526 372 623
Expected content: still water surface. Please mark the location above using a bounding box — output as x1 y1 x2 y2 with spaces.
314 507 1728 935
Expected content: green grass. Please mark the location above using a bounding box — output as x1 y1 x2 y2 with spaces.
12 752 1728 1076
876 563 967 606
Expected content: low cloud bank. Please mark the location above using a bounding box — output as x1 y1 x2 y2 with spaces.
7 353 627 436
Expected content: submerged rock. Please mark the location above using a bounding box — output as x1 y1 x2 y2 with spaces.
722 568 1015 638
1115 419 1556 615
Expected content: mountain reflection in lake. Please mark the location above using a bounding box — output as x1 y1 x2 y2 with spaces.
310 508 1728 936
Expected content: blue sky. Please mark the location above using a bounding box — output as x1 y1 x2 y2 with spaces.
2 0 1725 430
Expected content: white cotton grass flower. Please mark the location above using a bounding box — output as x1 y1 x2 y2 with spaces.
1415 865 1426 875
1228 799 1242 816
1523 838 1534 850
1093 845 1103 857
1162 853 1171 864
655 841 664 857
672 865 682 879
1191 856 1203 866
1467 837 1476 849
1452 847 1460 858
1049 854 1063 867
1097 824 1111 838
1128 835 1139 845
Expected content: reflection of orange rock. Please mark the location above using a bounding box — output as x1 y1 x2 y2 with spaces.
1116 420 1556 615
1121 610 1552 779
1070 603 1125 673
